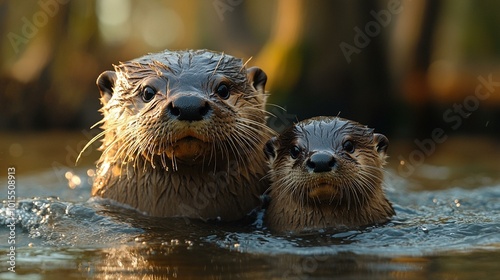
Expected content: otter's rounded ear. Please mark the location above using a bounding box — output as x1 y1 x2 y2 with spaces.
247 67 267 93
96 71 117 104
264 136 278 161
374 133 389 156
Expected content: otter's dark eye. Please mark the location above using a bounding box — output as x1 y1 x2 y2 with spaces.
141 86 156 102
215 83 230 100
290 146 301 159
343 140 355 153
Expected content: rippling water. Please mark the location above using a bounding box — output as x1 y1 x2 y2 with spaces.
1 136 500 279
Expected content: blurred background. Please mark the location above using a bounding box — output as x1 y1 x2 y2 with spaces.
1 0 499 176
2 2 500 278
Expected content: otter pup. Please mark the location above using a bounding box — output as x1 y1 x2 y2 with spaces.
264 116 394 233
85 49 273 221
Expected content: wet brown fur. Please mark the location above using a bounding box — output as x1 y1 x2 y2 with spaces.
85 49 274 221
265 116 394 233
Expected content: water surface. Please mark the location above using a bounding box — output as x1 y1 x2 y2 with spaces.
1 133 500 279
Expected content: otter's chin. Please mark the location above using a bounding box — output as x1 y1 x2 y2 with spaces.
308 183 338 201
168 137 209 162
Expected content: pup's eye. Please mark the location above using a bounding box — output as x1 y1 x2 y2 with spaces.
215 83 230 100
141 86 156 102
290 146 301 159
342 140 355 153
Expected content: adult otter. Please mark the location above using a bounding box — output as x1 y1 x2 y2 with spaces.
264 116 394 233
85 49 273 221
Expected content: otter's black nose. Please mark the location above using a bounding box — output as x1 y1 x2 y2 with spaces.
306 152 336 173
167 95 211 121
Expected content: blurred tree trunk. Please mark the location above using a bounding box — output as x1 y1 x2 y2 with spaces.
280 0 396 133
401 0 442 138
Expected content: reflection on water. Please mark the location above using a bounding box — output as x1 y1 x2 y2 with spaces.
1 134 500 279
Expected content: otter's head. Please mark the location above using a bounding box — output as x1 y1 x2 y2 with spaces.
265 116 389 209
93 49 270 170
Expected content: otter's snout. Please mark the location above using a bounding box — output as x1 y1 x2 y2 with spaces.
167 94 211 121
306 152 336 173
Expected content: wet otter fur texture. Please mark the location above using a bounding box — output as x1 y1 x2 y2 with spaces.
264 116 394 233
85 49 274 221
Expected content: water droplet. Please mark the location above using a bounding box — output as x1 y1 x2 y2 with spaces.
69 175 82 189
170 239 179 245
86 169 96 177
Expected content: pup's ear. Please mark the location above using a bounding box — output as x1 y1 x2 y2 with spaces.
96 71 117 105
373 133 389 159
246 67 267 93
